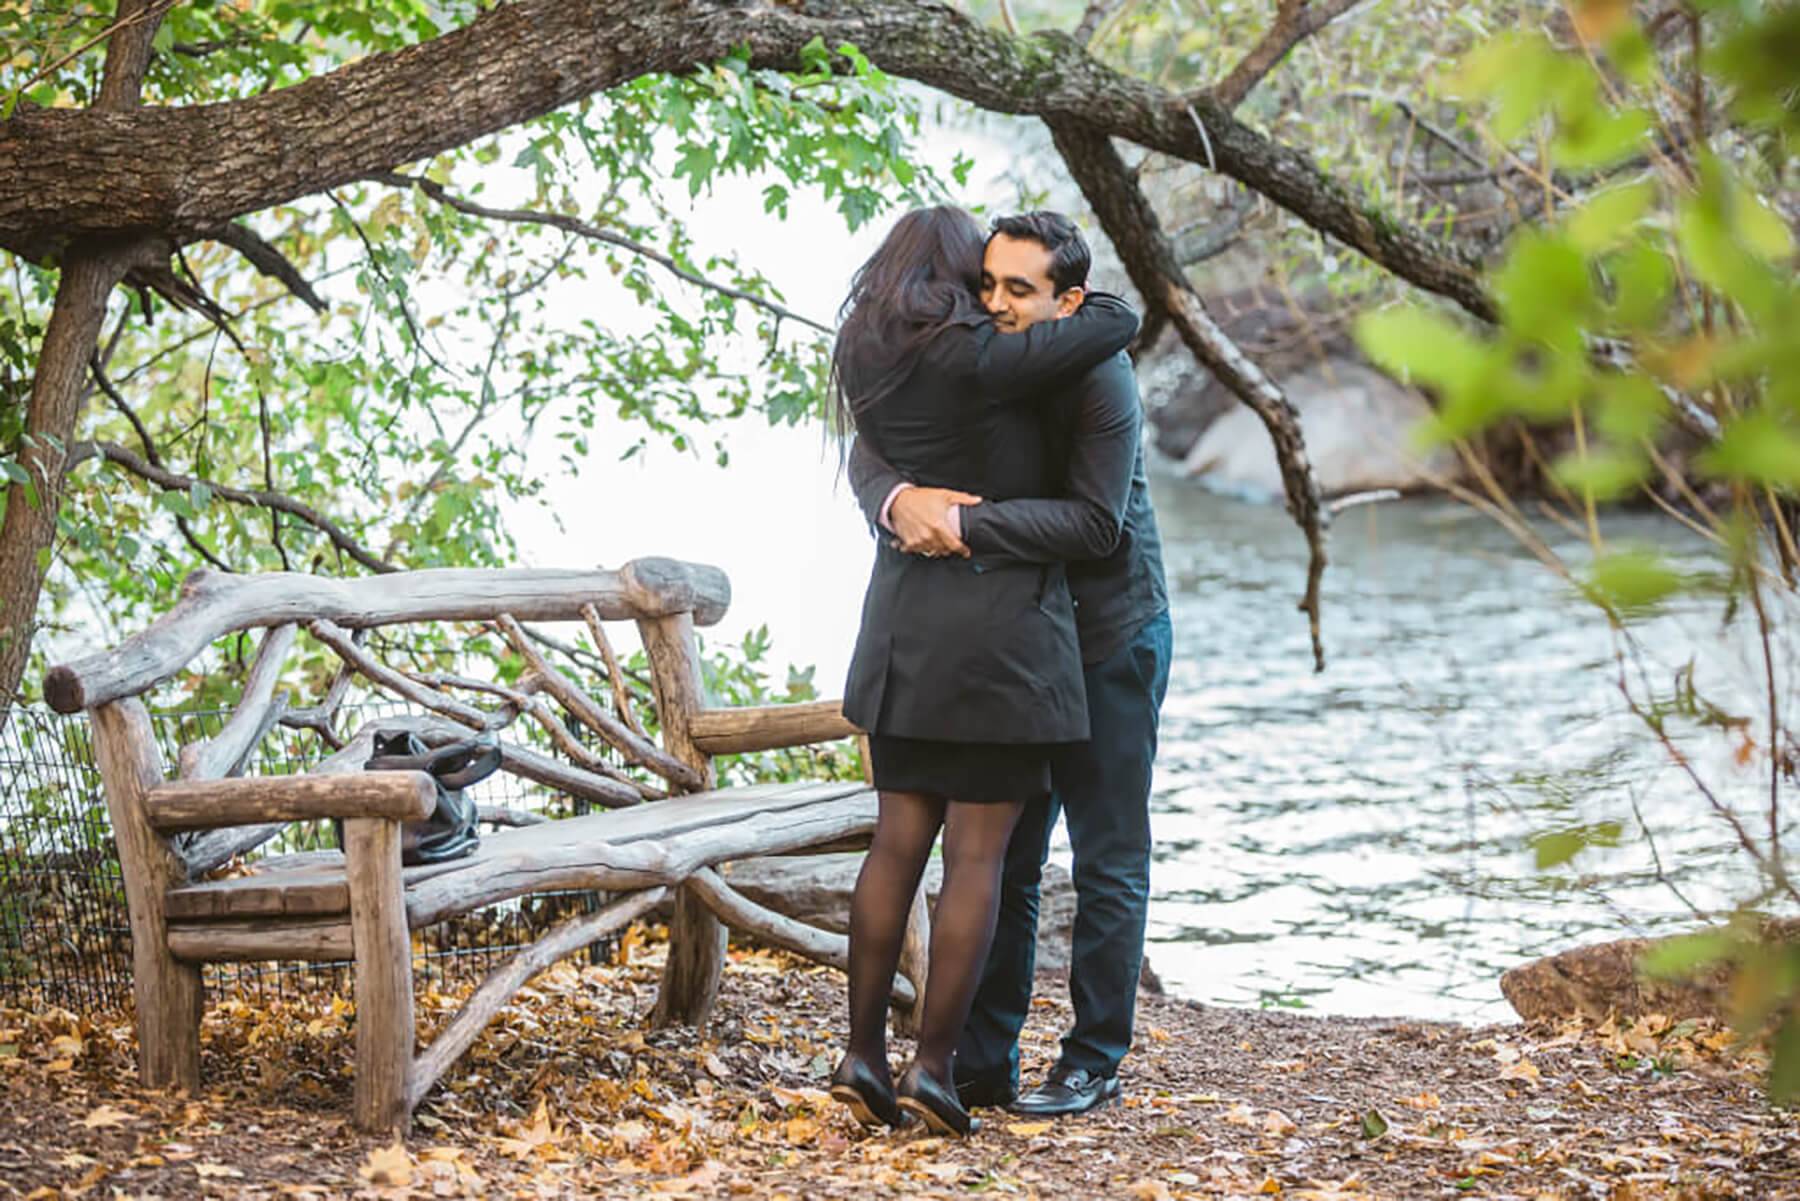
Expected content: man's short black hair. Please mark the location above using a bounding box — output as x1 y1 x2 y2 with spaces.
989 211 1091 296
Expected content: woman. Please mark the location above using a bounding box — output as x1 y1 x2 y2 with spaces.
829 206 1138 1136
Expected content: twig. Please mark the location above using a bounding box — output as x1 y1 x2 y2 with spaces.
308 617 494 731
1213 0 1365 110
66 439 395 574
367 170 835 336
581 602 648 738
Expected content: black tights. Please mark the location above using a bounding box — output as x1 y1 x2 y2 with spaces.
844 790 1025 1086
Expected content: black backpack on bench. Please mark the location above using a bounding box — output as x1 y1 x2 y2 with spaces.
337 729 501 866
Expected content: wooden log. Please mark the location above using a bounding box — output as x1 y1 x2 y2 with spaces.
687 700 859 755
494 613 702 792
344 816 415 1134
687 867 915 1006
167 916 355 962
638 610 727 1028
162 782 874 924
44 557 731 714
145 771 436 831
309 618 493 730
178 623 298 780
892 880 931 1034
406 887 669 1109
90 699 203 1091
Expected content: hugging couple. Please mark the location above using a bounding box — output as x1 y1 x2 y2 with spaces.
828 207 1171 1136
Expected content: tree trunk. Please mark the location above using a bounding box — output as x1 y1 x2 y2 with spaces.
0 0 165 726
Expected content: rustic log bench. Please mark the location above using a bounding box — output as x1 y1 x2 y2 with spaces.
45 557 922 1133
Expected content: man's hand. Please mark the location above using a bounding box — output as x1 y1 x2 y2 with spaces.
891 486 982 558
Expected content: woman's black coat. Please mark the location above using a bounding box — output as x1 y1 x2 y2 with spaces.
841 294 1139 744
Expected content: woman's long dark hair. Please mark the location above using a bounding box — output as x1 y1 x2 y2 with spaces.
830 206 988 435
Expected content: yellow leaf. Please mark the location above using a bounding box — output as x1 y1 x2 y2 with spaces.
49 1034 83 1058
1224 1102 1256 1126
359 1142 413 1186
1402 1092 1441 1110
1258 1177 1283 1194
1263 1110 1298 1136
79 1105 134 1129
1127 1180 1172 1201
1500 1059 1541 1081
1005 1121 1054 1137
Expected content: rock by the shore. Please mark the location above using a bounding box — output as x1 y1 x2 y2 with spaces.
1179 357 1457 497
1500 920 1800 1023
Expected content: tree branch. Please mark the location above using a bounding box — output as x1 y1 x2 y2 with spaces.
65 438 396 574
1050 119 1330 669
1213 0 1366 111
367 170 835 336
202 221 327 313
0 0 1495 323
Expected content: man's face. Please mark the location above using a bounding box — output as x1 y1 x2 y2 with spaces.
980 233 1084 332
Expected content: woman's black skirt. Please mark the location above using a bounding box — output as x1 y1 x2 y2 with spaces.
866 733 1064 805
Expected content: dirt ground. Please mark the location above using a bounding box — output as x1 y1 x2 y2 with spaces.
2 937 1796 1199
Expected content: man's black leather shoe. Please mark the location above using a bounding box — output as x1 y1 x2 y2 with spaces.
1010 1066 1120 1117
954 1072 1018 1110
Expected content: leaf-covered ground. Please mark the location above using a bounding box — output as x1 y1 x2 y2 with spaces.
2 934 1796 1199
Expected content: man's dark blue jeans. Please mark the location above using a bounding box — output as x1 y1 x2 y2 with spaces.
953 607 1173 1086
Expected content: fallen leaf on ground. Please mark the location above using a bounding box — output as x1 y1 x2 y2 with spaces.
78 1105 133 1129
359 1142 412 1186
1006 1120 1054 1137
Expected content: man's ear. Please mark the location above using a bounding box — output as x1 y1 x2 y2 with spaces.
1054 285 1086 319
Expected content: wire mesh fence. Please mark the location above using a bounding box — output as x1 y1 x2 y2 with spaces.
0 703 623 1013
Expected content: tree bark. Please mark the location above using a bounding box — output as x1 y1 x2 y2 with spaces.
1050 120 1332 669
0 0 166 726
0 1 1492 323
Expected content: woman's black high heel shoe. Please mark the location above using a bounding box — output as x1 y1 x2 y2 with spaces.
830 1055 908 1129
897 1063 979 1136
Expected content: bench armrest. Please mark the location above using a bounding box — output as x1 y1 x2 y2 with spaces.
686 699 860 756
142 772 437 832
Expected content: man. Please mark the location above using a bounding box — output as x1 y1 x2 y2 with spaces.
847 211 1171 1117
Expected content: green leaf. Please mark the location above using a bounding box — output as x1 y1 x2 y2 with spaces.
1529 820 1623 869
1769 1012 1800 1104
1355 306 1487 393
1494 232 1593 344
1580 551 1684 616
1553 446 1647 501
1604 241 1674 330
1359 1108 1389 1139
1593 374 1668 443
1640 931 1739 981
1564 180 1655 253
1698 410 1800 487
1552 105 1652 170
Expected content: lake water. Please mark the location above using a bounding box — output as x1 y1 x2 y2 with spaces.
1144 469 1770 1022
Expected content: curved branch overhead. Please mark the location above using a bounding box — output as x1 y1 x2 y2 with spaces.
0 0 1493 322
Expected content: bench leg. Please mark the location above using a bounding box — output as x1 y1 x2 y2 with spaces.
892 879 931 1037
91 700 202 1091
653 886 726 1028
344 818 414 1134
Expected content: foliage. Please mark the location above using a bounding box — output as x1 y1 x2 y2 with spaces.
1 2 949 696
1353 0 1800 1098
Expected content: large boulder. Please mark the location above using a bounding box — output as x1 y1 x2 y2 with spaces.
723 852 1080 971
1179 357 1457 497
1499 920 1800 1023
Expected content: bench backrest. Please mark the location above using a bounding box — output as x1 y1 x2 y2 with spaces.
47 557 856 886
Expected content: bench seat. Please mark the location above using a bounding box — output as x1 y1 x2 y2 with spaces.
163 780 876 951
